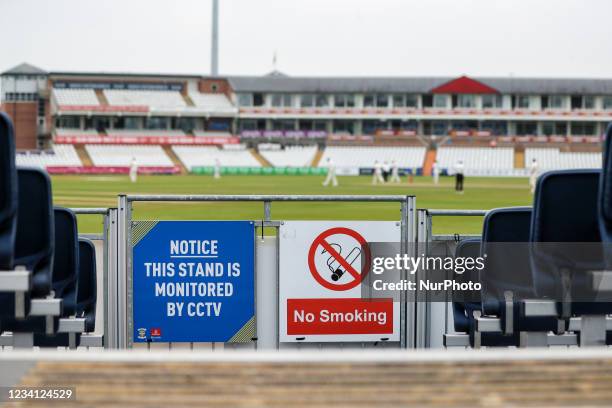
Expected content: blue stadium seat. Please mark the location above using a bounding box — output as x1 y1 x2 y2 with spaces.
481 207 558 334
14 168 55 297
530 169 610 317
2 207 79 333
598 122 612 266
51 208 79 316
35 238 97 348
0 112 18 270
452 238 517 347
0 168 54 319
76 238 96 332
452 239 481 333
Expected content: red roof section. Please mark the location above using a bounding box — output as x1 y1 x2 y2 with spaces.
431 75 499 94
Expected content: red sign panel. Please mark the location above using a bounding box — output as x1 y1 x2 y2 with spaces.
287 298 393 335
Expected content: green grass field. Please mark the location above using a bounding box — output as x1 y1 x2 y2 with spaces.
51 174 533 234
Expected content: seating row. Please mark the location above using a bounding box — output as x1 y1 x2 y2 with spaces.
448 124 612 347
0 112 97 349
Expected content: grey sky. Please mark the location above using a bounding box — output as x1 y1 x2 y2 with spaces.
1 0 611 78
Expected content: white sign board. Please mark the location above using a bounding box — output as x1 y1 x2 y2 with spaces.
279 221 401 342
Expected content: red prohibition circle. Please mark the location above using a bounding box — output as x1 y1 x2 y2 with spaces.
307 227 372 291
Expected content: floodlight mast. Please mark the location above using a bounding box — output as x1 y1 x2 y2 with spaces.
211 0 219 76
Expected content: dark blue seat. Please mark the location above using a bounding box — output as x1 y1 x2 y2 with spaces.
14 168 55 297
453 238 517 347
453 239 481 333
75 239 96 332
0 168 54 319
0 112 18 270
2 207 78 333
50 208 79 316
481 207 558 334
530 169 611 316
35 238 97 348
598 122 612 267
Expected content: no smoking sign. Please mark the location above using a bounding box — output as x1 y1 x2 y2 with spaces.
308 227 372 291
279 221 401 343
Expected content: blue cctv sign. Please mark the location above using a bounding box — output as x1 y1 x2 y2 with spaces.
132 221 255 343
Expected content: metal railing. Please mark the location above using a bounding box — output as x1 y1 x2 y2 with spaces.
117 194 417 349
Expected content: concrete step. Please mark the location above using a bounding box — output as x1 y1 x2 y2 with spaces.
182 93 196 107
94 89 109 106
515 147 525 169
311 146 325 167
162 145 188 174
250 148 272 167
74 144 93 167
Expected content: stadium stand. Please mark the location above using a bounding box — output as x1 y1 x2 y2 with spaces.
172 145 261 170
55 128 100 137
525 148 602 170
103 90 186 108
15 145 82 168
436 146 516 176
189 93 236 114
318 146 426 173
258 145 318 167
53 89 100 107
0 114 99 350
85 144 174 167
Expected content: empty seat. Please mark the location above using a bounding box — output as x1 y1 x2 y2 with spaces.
452 238 517 347
15 145 82 169
51 208 79 316
481 207 558 335
85 144 174 167
437 147 514 176
35 238 97 348
525 148 602 171
14 169 55 297
104 90 186 108
53 89 100 107
319 146 426 171
189 93 236 114
0 167 54 320
0 112 18 270
530 169 610 316
2 207 79 333
172 146 261 170
75 238 96 332
452 239 481 334
598 123 612 267
259 145 318 167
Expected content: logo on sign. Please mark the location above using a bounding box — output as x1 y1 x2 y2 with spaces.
137 328 147 340
150 328 162 338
